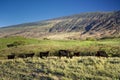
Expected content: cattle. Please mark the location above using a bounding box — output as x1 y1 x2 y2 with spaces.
18 54 26 58
18 53 35 58
58 50 73 58
25 53 35 58
39 51 49 58
7 44 14 48
95 51 108 57
7 54 15 59
74 52 80 56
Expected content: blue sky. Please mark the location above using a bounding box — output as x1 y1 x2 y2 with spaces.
0 0 120 27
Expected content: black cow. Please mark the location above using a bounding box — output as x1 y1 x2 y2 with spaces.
74 52 80 56
18 54 26 58
25 53 35 58
95 51 108 57
18 53 35 58
7 54 15 59
7 44 14 48
58 50 73 58
39 51 49 58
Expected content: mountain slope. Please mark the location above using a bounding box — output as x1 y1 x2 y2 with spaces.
0 11 120 39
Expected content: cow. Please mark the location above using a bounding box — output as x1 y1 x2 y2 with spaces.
18 53 35 58
58 50 73 58
7 54 15 59
74 52 80 57
25 53 35 58
7 44 14 48
95 51 108 57
18 54 26 58
39 51 49 58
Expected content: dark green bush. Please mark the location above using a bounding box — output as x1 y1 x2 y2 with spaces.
86 37 96 41
7 41 26 47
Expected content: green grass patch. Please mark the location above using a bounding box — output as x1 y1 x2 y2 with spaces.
0 36 120 58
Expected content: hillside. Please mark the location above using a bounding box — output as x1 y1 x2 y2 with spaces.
0 11 120 39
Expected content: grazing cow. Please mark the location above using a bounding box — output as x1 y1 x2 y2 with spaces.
7 44 14 48
39 51 49 58
7 54 15 59
74 52 80 56
58 50 73 58
95 51 108 57
18 53 35 58
18 54 26 58
25 53 35 58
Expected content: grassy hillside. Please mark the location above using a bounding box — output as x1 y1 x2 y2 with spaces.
0 57 120 80
0 36 119 59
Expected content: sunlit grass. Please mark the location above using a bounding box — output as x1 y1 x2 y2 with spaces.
0 57 120 80
0 36 120 58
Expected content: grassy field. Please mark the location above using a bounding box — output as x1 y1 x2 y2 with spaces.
0 36 119 59
0 57 120 80
0 36 120 80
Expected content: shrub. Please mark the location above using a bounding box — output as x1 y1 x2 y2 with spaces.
7 41 26 48
13 41 25 46
86 37 96 41
43 38 49 40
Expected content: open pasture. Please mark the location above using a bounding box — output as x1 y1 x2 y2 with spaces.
0 37 119 59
